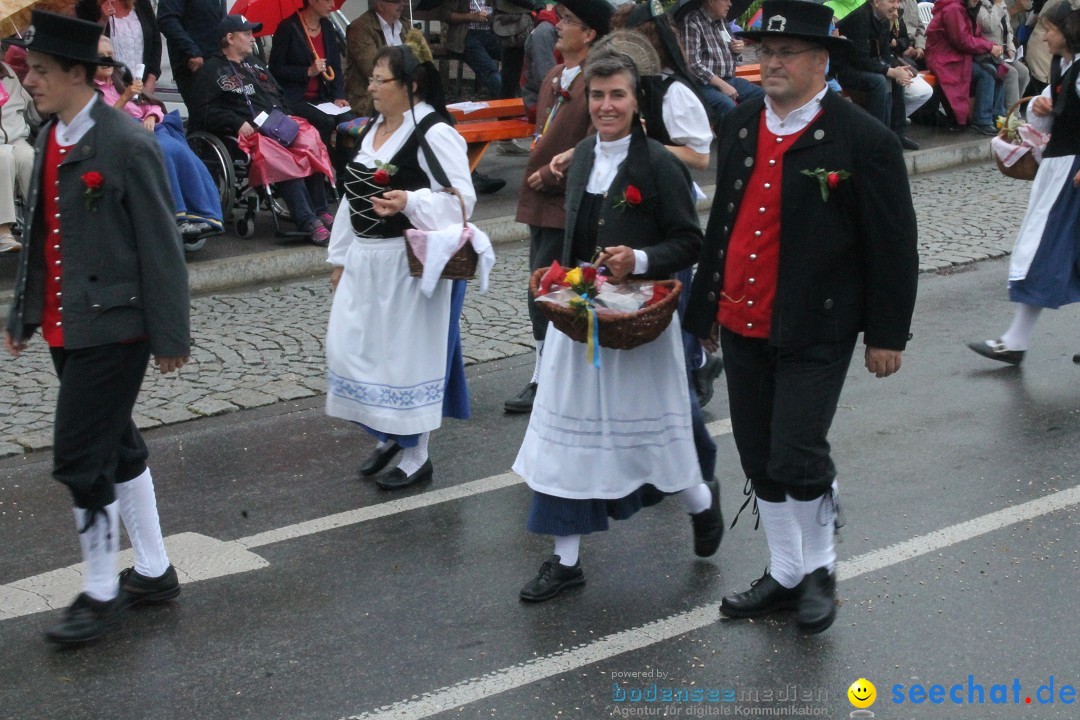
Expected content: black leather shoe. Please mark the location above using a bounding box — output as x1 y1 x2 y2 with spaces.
504 382 537 414
720 572 801 618
120 565 181 607
796 567 837 634
359 441 402 476
375 460 433 490
45 592 124 646
692 353 724 408
898 133 920 151
690 479 723 557
519 555 585 602
967 340 1024 366
471 170 506 195
970 123 998 136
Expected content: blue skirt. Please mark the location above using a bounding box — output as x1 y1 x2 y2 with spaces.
526 485 669 536
1010 155 1080 309
361 279 469 448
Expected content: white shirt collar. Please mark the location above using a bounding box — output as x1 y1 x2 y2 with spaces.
55 93 98 146
586 133 631 194
377 13 403 46
764 86 827 136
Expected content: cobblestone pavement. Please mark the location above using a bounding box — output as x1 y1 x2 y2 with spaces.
0 164 1027 457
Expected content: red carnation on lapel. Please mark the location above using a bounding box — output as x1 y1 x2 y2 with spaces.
826 172 840 189
372 168 391 186
82 171 104 189
624 185 642 205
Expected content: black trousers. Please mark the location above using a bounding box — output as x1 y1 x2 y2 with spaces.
50 341 151 510
526 224 565 341
720 328 857 502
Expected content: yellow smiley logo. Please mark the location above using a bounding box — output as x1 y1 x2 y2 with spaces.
848 678 877 708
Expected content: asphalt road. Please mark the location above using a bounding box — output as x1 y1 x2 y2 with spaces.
2 255 1079 720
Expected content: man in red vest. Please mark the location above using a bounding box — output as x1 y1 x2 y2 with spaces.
685 0 918 634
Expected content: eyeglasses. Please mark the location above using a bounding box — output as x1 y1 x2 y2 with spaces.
556 12 587 28
368 75 399 86
757 47 822 62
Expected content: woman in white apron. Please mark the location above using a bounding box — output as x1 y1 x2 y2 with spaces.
326 44 474 489
513 51 723 603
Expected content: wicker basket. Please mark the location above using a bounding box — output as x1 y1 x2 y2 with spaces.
529 267 682 351
994 96 1039 182
404 188 478 280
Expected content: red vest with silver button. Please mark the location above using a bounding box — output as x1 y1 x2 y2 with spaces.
718 113 814 339
41 128 69 347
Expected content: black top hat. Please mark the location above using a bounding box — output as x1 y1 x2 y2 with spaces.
560 0 614 38
737 0 852 56
8 10 121 66
217 14 264 39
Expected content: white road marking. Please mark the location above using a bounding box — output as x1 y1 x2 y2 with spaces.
341 484 1080 720
1 419 735 621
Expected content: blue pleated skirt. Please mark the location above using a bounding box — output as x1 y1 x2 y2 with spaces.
526 485 670 536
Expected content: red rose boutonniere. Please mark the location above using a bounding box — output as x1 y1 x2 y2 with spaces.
81 171 104 211
612 184 642 211
372 159 399 187
801 167 851 202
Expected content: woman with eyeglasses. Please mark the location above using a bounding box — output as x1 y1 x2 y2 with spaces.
325 43 476 491
512 49 720 604
93 36 223 251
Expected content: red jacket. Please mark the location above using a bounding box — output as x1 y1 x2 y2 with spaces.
925 0 994 125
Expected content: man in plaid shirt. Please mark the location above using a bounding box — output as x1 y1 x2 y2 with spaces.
681 0 764 118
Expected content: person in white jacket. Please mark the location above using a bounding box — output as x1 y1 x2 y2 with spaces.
0 61 39 253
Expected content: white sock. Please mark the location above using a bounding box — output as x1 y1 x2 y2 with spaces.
553 534 581 566
115 467 171 578
789 493 837 575
999 303 1042 351
677 482 712 515
757 499 803 589
395 432 430 476
530 340 545 384
74 503 120 602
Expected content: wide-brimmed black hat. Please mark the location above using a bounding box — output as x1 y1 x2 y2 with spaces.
561 0 614 37
8 10 121 66
217 14 264 39
737 0 852 55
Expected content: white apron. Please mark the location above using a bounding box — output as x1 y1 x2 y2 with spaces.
513 316 703 499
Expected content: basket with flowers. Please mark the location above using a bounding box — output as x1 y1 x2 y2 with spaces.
991 96 1047 181
530 256 681 365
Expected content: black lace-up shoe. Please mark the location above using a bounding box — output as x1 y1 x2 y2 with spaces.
796 567 837 634
519 555 585 602
45 592 125 646
720 572 801 618
692 353 724 408
504 382 537 413
120 565 181 607
690 479 723 557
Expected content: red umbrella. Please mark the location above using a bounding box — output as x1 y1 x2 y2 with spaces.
228 0 345 37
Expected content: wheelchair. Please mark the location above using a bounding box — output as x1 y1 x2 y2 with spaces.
186 130 309 240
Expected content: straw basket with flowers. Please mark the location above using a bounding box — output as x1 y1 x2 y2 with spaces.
991 96 1047 181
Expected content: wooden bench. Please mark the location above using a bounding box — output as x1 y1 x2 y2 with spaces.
733 63 936 89
448 98 534 171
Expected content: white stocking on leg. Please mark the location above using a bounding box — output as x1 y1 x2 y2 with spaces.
74 502 120 602
756 499 803 589
790 493 837 576
395 432 430 476
115 467 171 578
677 483 712 515
553 534 581 566
999 303 1042 351
531 340 545 384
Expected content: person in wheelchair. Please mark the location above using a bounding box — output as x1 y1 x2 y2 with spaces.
187 15 336 246
94 37 224 252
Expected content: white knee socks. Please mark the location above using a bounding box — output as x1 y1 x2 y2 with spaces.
74 502 120 602
396 432 430 476
553 534 581 566
756 499 803 589
1000 303 1042 351
531 340 545 384
115 467 171 578
677 482 712 515
789 493 837 576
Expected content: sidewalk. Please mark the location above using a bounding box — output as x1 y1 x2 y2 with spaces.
0 125 993 303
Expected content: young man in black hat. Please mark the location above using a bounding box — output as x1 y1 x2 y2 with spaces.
685 0 919 634
504 0 612 414
4 10 191 646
